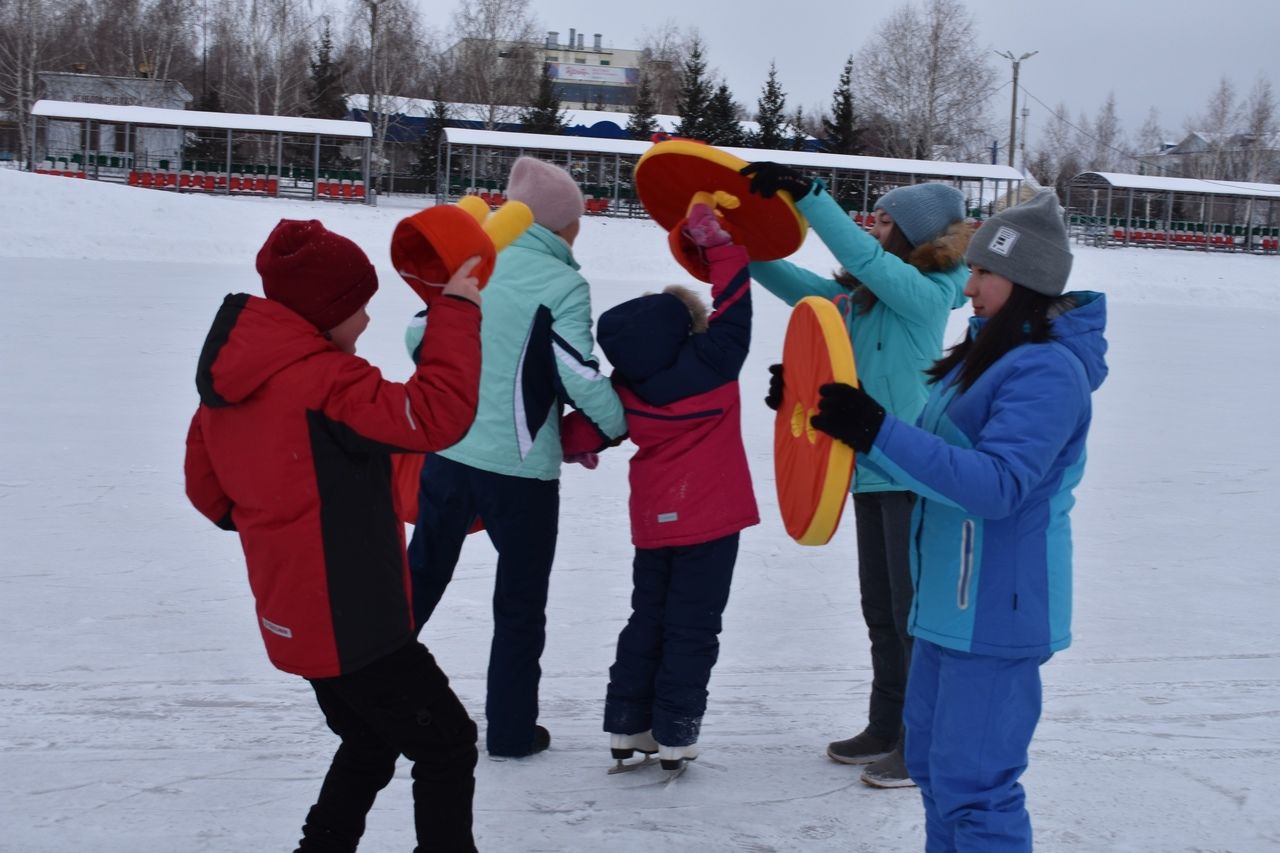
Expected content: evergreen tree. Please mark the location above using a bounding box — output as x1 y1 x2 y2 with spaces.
192 88 223 113
519 62 567 134
788 106 810 151
308 20 347 120
415 96 450 192
754 61 788 150
674 36 712 140
703 83 743 147
822 55 862 154
626 72 659 141
187 89 226 163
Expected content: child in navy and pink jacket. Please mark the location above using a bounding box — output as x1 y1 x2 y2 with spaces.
566 203 757 769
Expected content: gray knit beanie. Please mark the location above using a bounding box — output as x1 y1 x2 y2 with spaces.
965 191 1073 296
874 183 966 246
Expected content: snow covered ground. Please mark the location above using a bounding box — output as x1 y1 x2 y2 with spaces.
2 168 1278 852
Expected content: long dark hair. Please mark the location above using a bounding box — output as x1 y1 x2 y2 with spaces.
926 284 1057 392
834 222 915 314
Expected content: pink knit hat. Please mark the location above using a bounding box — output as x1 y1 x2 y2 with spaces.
505 157 584 232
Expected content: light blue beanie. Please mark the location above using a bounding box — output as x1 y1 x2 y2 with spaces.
874 183 966 247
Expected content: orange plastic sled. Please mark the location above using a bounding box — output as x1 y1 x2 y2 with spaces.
391 453 484 534
634 138 807 282
774 297 859 546
390 195 532 304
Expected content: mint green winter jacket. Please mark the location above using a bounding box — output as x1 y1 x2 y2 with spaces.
435 224 626 480
750 185 970 493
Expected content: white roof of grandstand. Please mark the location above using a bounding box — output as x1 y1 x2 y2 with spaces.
343 94 783 137
442 127 1024 181
1077 171 1280 199
31 100 372 138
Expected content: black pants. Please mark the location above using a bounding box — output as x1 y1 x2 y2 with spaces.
852 490 917 743
604 534 739 746
299 641 478 853
408 452 560 756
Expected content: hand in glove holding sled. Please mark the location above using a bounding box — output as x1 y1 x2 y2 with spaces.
765 363 784 411
739 161 815 201
683 202 733 248
810 382 887 455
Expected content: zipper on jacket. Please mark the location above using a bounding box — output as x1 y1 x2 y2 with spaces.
957 519 975 610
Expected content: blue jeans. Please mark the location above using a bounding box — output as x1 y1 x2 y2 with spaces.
603 534 738 746
407 453 560 756
904 639 1050 853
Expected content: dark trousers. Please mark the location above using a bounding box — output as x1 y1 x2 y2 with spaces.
603 534 738 747
299 641 478 853
904 639 1049 853
852 490 917 743
407 453 560 756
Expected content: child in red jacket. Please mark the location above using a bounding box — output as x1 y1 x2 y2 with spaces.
184 219 483 852
576 204 758 770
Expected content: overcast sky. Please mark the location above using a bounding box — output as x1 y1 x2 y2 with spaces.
431 0 1279 151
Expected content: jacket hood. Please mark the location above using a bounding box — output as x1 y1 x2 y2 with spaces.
964 290 1108 392
908 220 973 274
598 292 690 382
1050 291 1108 391
195 293 333 407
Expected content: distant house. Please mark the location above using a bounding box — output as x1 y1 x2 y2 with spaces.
1141 129 1280 183
37 72 192 166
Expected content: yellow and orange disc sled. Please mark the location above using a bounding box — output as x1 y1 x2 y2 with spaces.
634 138 808 282
775 296 859 546
390 195 533 303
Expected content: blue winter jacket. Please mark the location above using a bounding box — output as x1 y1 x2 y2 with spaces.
750 183 969 493
864 292 1108 657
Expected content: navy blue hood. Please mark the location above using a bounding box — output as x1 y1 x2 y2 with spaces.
598 293 691 383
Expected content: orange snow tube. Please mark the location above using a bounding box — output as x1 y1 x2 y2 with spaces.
774 296 859 546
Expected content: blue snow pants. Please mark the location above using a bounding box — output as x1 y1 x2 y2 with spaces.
903 639 1050 853
603 534 738 747
407 453 559 757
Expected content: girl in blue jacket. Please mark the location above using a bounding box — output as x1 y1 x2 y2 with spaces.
807 191 1108 852
742 162 970 787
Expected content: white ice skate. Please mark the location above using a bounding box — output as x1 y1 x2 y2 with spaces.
657 742 699 772
608 730 659 774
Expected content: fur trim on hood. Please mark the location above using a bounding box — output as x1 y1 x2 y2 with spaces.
906 220 972 270
906 220 974 273
663 284 709 333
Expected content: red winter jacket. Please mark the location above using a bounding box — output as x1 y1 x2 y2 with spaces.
184 293 481 678
595 244 759 548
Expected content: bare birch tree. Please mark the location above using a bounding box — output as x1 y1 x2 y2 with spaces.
0 0 65 165
342 0 427 172
637 20 689 116
1240 75 1277 183
1083 92 1123 172
447 0 537 129
853 0 994 160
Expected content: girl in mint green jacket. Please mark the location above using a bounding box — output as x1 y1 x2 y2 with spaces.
743 163 971 787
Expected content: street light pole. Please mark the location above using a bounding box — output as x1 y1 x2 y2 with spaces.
996 50 1037 168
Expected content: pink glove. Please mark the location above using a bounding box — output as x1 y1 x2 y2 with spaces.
564 452 599 470
684 203 732 249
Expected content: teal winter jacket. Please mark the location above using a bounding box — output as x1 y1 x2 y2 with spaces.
429 224 627 480
750 184 970 493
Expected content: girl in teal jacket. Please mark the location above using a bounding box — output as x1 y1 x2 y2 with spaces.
743 162 970 787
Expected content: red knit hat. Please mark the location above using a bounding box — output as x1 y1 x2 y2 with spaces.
256 219 378 331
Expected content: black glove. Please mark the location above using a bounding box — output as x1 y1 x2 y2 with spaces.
810 383 886 454
765 363 784 411
739 161 813 200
